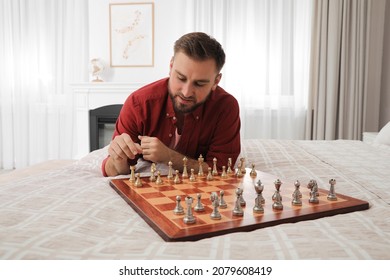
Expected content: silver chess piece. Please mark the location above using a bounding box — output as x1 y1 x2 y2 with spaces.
149 163 156 182
173 170 181 184
206 167 214 181
227 158 233 174
155 171 163 185
183 196 196 224
235 162 243 178
308 179 319 204
240 157 246 174
253 181 265 213
327 178 337 201
292 180 302 206
219 190 227 208
182 157 189 179
134 173 143 187
198 155 204 177
233 188 244 216
129 165 136 183
173 195 184 215
250 163 257 178
189 168 196 182
194 193 205 212
272 179 283 210
210 192 222 220
220 166 228 179
167 161 174 180
212 158 218 176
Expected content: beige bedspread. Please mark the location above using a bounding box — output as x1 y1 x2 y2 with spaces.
1 140 389 259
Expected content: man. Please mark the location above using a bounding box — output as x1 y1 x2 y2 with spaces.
102 32 241 177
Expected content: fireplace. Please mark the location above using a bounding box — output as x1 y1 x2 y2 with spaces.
89 104 122 151
71 82 143 159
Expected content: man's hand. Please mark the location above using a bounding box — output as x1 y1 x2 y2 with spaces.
105 133 142 176
138 135 171 163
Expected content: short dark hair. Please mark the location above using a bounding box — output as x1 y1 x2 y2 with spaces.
174 32 226 72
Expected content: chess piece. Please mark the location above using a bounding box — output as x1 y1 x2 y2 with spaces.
235 162 243 178
272 179 283 210
149 163 156 182
210 192 222 220
182 157 189 179
292 180 302 206
134 173 143 187
173 170 181 184
129 165 136 183
249 163 257 178
253 182 265 213
327 178 337 201
212 158 218 176
219 190 227 208
227 158 233 174
255 180 265 204
183 196 196 224
206 167 213 181
308 179 319 204
239 188 246 206
272 179 283 201
233 188 244 216
220 166 228 179
155 171 163 185
194 193 205 212
189 168 196 182
240 157 246 174
167 161 174 180
173 195 184 215
198 155 204 177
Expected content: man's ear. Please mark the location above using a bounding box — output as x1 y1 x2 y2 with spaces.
212 73 222 91
169 56 174 75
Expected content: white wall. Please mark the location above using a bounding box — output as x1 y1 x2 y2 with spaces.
88 0 193 84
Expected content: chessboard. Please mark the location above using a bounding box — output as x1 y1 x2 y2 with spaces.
109 167 369 242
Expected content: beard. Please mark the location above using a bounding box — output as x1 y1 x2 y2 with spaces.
169 90 208 114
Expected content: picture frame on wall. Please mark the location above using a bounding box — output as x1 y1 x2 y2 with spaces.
109 2 154 67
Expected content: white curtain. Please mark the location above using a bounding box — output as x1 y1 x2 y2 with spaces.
187 0 313 139
306 0 386 140
0 0 89 169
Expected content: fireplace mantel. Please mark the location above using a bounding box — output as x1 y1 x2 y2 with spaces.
71 82 144 159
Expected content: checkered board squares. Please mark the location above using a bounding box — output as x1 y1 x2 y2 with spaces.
110 170 369 241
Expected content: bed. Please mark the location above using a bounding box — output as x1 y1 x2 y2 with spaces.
1 130 390 259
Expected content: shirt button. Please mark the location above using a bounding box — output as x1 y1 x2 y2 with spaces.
196 116 199 120
173 117 176 121
169 133 173 137
166 113 169 117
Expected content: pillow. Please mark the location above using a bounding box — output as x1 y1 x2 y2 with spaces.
375 121 390 145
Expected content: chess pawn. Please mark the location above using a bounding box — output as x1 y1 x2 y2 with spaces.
182 157 189 179
233 188 244 216
210 192 222 220
249 163 257 178
220 166 228 179
226 158 233 174
134 173 143 187
155 171 163 185
183 196 196 224
189 168 196 182
206 167 213 181
219 190 227 209
173 195 184 215
173 170 181 184
327 178 337 201
194 193 205 212
292 180 302 206
198 155 204 177
253 182 265 213
167 161 174 180
212 157 218 176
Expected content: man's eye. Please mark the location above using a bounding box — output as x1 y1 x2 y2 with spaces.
178 76 186 81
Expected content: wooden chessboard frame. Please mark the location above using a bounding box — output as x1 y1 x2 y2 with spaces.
109 169 369 242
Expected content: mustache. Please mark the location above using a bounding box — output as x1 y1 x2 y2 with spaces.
175 93 196 102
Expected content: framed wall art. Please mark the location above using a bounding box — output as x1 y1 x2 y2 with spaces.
109 2 154 67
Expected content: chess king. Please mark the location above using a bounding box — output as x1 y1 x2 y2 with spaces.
102 32 241 177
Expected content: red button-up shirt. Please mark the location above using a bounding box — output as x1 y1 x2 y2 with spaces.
102 78 241 176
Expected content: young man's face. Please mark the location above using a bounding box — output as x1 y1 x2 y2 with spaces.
168 52 221 114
